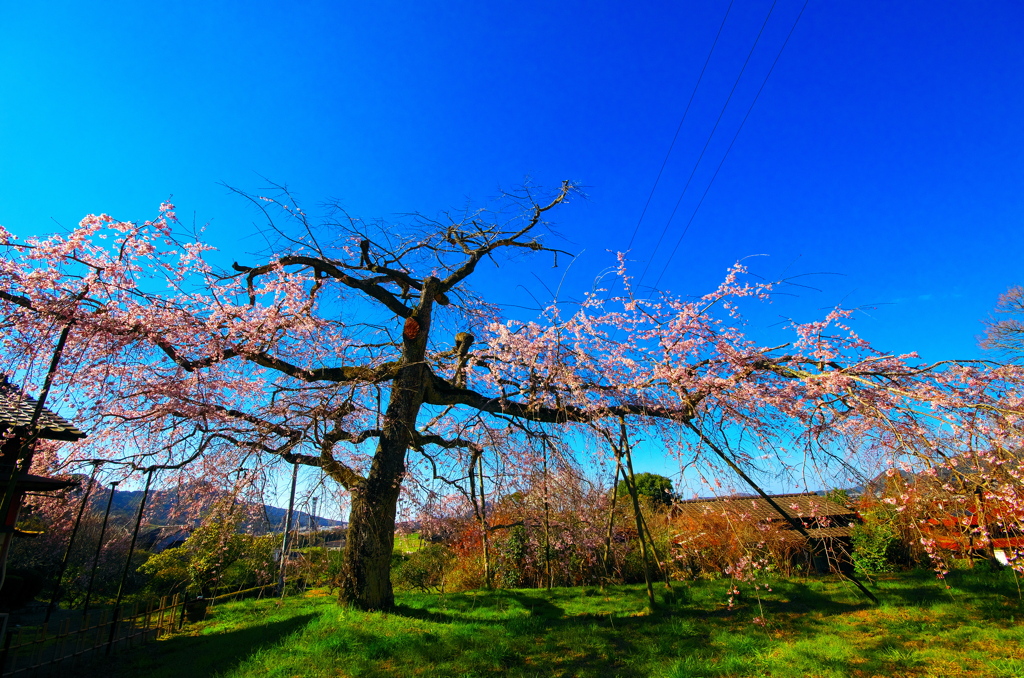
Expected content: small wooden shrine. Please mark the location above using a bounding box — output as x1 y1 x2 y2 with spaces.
0 374 86 538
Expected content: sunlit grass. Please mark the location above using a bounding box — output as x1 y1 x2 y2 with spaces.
80 568 1024 678
392 532 425 554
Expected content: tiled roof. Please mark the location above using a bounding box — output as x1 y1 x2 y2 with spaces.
0 374 86 441
673 492 854 538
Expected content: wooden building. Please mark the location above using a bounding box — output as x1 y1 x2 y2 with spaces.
0 374 85 551
670 492 857 574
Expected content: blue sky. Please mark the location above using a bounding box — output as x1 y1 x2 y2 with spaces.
2 1 1022 502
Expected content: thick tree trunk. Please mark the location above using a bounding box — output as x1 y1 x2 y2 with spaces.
336 277 439 610
338 467 402 609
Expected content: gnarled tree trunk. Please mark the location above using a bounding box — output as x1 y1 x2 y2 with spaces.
336 279 438 610
338 461 403 609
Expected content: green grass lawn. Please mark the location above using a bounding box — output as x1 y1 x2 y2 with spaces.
393 532 425 554
78 568 1024 678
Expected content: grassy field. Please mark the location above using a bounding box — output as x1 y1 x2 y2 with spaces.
79 568 1024 678
392 532 425 554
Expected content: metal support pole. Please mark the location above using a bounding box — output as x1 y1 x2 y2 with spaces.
277 462 298 597
107 468 155 654
82 480 118 620
46 461 102 622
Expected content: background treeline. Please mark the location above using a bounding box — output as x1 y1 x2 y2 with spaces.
2 461 1008 613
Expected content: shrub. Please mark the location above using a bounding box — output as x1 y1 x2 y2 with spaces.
617 473 675 507
851 505 902 574
493 524 528 588
140 513 277 596
391 544 454 592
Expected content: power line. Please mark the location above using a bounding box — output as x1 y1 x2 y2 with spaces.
650 0 810 294
624 0 736 255
636 0 782 292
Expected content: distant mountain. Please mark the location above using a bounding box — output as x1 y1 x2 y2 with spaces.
70 481 344 533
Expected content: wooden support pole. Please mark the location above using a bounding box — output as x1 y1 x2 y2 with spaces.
278 461 299 597
682 420 879 605
108 468 156 654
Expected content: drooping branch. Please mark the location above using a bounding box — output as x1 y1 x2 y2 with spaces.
3 185 1019 610
0 290 33 311
246 351 399 384
983 285 1024 356
681 418 879 605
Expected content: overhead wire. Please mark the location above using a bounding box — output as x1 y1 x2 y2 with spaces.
635 0 783 293
623 0 737 255
650 0 811 294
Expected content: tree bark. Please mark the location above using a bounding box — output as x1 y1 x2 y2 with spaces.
338 467 403 609
467 448 492 589
477 453 492 589
543 446 553 590
622 452 656 610
616 421 655 610
602 464 620 583
336 277 439 610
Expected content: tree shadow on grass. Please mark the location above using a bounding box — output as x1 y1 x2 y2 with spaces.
384 581 979 677
389 590 717 677
501 590 567 619
747 580 870 616
936 568 1024 615
393 588 567 624
856 571 1008 611
783 630 932 677
74 613 320 678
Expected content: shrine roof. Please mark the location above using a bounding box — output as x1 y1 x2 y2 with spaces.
0 375 86 442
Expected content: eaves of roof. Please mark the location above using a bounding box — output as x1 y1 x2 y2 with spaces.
673 492 851 524
0 375 86 442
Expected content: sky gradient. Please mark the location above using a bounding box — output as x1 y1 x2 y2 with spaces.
2 1 1022 501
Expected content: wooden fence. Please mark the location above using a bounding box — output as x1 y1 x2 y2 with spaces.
0 581 290 677
208 581 280 605
0 577 296 678
0 595 184 677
